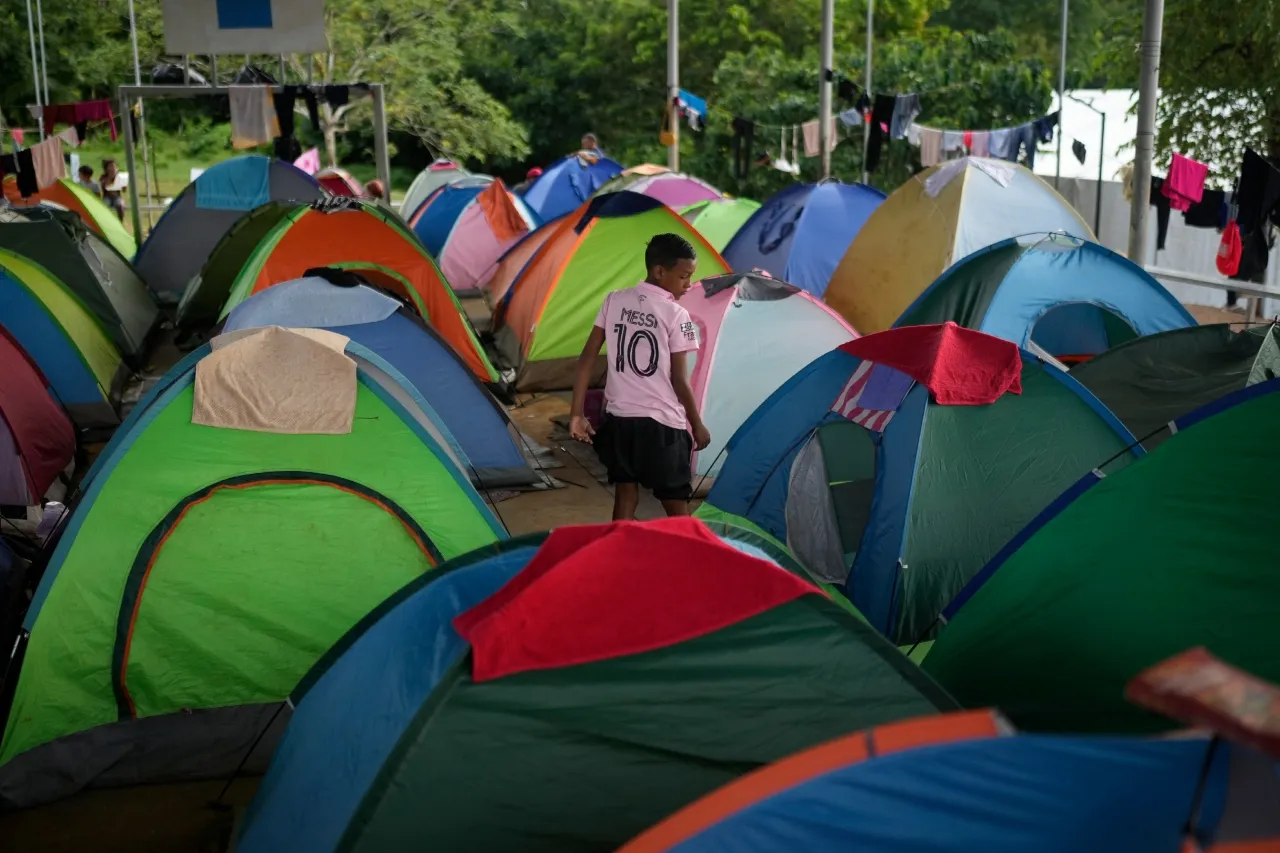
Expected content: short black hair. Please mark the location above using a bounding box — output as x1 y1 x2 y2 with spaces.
645 233 696 271
78 165 93 177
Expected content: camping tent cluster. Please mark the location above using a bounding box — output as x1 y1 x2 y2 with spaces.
3 146 1280 853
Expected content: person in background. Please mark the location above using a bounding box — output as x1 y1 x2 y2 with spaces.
100 159 125 220
513 166 542 194
76 165 101 197
578 132 604 163
568 233 710 520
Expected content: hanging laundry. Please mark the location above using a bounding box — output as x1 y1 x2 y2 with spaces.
987 128 1018 161
55 125 80 148
42 100 117 141
854 91 872 114
677 89 707 130
801 118 838 157
791 125 801 174
323 85 349 108
1033 112 1060 144
918 127 943 167
837 79 856 101
1161 153 1208 212
864 94 896 172
889 93 920 140
837 108 861 128
1149 177 1171 251
272 85 322 129
12 148 37 197
30 137 64 191
1014 123 1039 168
1072 139 1087 165
970 130 990 158
731 117 755 177
941 130 965 155
772 127 793 174
9 129 23 147
1183 189 1228 229
1231 148 1280 282
1217 220 1243 277
229 86 280 150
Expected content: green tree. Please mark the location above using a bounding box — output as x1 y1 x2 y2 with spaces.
1100 0 1280 178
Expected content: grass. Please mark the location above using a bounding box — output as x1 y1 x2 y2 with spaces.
73 123 417 236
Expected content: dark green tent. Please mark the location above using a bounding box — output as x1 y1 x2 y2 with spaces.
1069 323 1280 449
0 207 157 360
923 380 1280 733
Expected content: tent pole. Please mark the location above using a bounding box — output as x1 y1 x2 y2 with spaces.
860 0 873 184
1128 0 1164 263
667 0 679 171
819 0 834 179
25 0 43 140
1055 0 1068 188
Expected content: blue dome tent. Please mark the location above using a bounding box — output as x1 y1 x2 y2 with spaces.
223 276 545 489
722 182 884 297
895 233 1196 361
521 153 623 221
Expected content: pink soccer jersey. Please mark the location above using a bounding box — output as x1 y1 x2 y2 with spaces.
593 281 699 430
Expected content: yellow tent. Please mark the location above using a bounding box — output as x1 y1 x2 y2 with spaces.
824 158 1094 334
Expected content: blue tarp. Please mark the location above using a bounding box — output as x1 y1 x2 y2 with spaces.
723 182 884 297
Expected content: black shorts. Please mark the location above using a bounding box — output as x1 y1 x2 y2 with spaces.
594 415 692 501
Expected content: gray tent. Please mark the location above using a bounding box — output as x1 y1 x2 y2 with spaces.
134 156 323 304
1070 323 1280 449
0 207 157 361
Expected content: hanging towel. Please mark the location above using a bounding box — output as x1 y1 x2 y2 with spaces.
839 322 1022 406
229 86 280 150
195 155 272 210
918 128 943 167
478 179 528 241
801 118 838 157
970 130 990 157
55 125 79 148
988 128 1018 160
30 137 65 190
1162 153 1209 212
890 94 920 140
42 100 116 141
941 131 965 154
906 123 923 146
837 108 861 128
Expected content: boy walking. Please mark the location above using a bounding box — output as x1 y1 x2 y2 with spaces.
570 234 711 520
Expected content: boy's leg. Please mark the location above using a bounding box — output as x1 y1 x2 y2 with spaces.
613 483 640 520
659 498 690 517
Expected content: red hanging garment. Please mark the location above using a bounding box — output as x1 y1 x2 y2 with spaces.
1217 220 1243 277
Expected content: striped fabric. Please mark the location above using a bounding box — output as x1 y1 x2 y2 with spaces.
831 361 914 432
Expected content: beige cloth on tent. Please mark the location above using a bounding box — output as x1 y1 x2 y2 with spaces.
229 86 280 150
193 326 357 435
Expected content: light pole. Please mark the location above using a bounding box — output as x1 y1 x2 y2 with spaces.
819 0 834 179
860 0 874 184
1128 0 1164 263
667 0 679 171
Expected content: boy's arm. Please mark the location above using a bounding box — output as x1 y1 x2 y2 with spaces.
670 351 710 451
569 325 606 443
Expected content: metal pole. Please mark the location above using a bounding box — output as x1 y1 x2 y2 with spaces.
25 0 43 140
1055 0 1068 187
211 55 219 84
1128 0 1164 262
278 55 286 82
371 85 392 196
667 0 679 171
120 92 144 241
860 0 874 184
819 0 835 179
127 0 155 228
1096 112 1105 235
35 0 49 105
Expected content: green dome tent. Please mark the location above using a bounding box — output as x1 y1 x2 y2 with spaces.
679 198 761 252
923 380 1280 733
0 327 504 807
1069 323 1280 449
